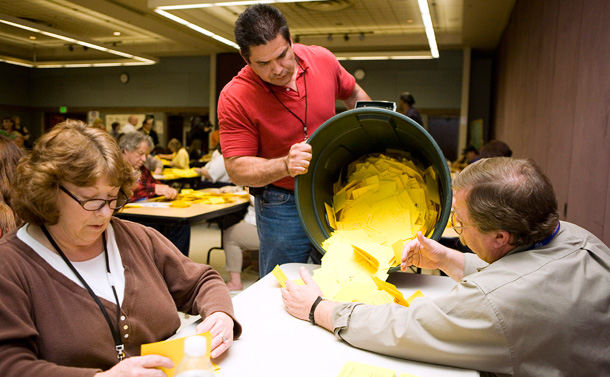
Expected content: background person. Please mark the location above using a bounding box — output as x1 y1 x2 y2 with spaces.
397 92 423 126
157 138 190 170
281 157 610 376
11 115 31 148
138 116 159 147
219 186 259 291
218 4 371 278
120 132 191 257
0 120 240 377
122 114 138 134
451 145 479 171
478 139 513 159
0 135 24 238
195 144 232 189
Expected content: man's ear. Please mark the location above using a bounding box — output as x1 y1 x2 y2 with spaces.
492 230 511 249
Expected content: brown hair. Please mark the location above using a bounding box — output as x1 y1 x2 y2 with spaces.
234 4 291 62
168 138 182 152
0 136 25 235
479 140 513 159
453 157 559 247
12 119 136 225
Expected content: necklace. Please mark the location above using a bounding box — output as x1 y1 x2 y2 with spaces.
266 58 308 140
40 225 125 361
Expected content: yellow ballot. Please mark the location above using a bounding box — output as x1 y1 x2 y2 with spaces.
271 265 305 287
141 333 218 377
305 152 440 305
336 361 396 377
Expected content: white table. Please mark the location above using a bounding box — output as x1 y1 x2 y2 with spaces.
177 263 477 377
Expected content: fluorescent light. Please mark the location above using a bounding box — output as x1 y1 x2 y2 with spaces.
152 0 316 10
154 9 239 49
417 0 439 58
0 12 159 68
334 51 434 61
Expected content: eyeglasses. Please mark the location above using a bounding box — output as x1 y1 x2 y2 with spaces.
451 210 474 235
60 186 128 211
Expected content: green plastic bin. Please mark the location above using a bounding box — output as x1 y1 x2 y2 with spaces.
295 107 452 271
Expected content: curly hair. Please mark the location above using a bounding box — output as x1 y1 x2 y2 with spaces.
12 119 136 225
0 136 24 235
453 157 559 247
234 4 291 62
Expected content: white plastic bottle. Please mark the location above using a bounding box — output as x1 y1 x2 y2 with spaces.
174 335 215 377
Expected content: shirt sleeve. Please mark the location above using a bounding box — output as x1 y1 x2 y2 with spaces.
464 253 489 276
145 226 242 338
331 280 514 374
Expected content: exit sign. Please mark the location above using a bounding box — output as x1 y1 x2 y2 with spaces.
59 106 67 114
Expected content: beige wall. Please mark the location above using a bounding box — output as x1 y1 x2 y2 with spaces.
493 0 610 245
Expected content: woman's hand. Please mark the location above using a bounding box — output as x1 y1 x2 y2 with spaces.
195 312 235 358
95 355 173 377
281 266 323 321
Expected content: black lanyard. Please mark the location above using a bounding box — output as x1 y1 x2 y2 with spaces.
40 225 125 361
266 58 308 140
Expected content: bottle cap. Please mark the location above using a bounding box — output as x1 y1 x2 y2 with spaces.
184 335 207 357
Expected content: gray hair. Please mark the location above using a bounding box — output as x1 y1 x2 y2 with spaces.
453 157 559 247
119 131 154 152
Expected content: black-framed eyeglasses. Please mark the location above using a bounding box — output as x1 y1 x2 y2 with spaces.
60 186 128 211
451 210 474 235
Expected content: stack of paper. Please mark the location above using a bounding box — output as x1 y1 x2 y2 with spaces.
160 168 200 180
168 189 247 207
311 151 440 305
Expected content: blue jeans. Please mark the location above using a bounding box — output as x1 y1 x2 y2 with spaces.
255 187 314 278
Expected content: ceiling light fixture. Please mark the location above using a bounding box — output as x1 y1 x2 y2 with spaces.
150 0 318 10
417 0 439 58
334 51 434 61
0 12 157 68
153 8 238 49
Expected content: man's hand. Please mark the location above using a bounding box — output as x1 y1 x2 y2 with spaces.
281 266 323 321
154 184 178 200
402 231 446 271
402 231 465 281
285 142 312 177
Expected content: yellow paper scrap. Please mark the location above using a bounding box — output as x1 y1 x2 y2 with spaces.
141 333 217 377
406 289 424 305
271 265 305 287
336 361 396 377
352 245 380 272
325 202 338 230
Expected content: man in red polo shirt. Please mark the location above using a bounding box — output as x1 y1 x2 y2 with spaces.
218 4 370 278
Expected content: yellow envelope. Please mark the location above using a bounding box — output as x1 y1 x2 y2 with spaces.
141 333 216 377
336 361 396 377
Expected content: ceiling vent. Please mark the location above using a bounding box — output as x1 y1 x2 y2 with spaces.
296 0 354 12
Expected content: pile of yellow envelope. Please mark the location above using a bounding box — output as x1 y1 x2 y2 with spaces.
311 151 441 306
159 168 200 180
168 189 246 207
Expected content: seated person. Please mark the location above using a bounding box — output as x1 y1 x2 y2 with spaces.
120 132 191 257
195 144 232 189
0 135 24 238
0 120 241 377
219 186 259 291
145 154 163 175
479 139 513 159
157 138 190 170
451 145 478 171
282 157 610 376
